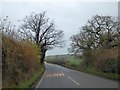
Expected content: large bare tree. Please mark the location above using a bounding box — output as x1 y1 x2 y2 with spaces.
68 15 119 67
21 12 64 63
69 15 119 55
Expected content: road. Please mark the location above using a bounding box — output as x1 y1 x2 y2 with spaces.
36 63 118 88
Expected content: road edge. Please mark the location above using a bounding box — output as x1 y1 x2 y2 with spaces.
35 62 47 88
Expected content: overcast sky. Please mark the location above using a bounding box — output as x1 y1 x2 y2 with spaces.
1 0 118 56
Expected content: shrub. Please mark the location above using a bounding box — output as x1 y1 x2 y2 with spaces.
82 49 94 67
2 35 41 87
93 48 118 73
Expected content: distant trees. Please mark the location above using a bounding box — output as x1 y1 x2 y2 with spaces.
69 15 119 73
21 12 64 63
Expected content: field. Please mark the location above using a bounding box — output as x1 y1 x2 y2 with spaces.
46 54 82 66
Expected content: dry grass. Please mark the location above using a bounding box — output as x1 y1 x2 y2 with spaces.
93 48 118 73
2 35 43 88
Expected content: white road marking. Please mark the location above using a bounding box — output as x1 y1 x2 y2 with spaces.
66 75 80 86
61 73 64 76
46 72 65 77
59 74 62 76
36 69 46 88
54 64 80 86
37 63 80 87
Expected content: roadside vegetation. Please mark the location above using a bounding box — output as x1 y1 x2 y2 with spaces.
68 15 120 81
1 17 45 88
1 11 64 88
47 15 120 81
21 12 64 63
2 35 45 88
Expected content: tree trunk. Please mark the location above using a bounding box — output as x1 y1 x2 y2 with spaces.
40 48 47 63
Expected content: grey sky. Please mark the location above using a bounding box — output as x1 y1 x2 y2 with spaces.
1 1 118 56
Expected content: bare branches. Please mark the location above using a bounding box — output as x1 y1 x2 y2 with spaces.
69 15 119 54
21 12 64 63
21 12 64 50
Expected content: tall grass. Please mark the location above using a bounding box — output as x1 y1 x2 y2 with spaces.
2 35 44 88
10 64 45 88
93 48 118 73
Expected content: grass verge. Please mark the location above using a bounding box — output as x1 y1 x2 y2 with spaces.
80 67 120 81
9 64 45 89
64 64 120 82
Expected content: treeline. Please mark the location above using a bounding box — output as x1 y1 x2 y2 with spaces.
1 17 44 88
69 15 120 74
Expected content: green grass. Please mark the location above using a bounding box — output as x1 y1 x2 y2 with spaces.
9 64 45 89
65 62 120 81
67 56 82 66
65 57 120 81
81 67 120 81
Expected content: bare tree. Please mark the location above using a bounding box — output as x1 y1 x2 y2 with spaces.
21 12 64 63
69 15 119 55
0 16 18 40
86 15 119 48
69 15 119 68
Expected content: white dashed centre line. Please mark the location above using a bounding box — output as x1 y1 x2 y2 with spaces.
55 65 80 86
66 75 80 86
